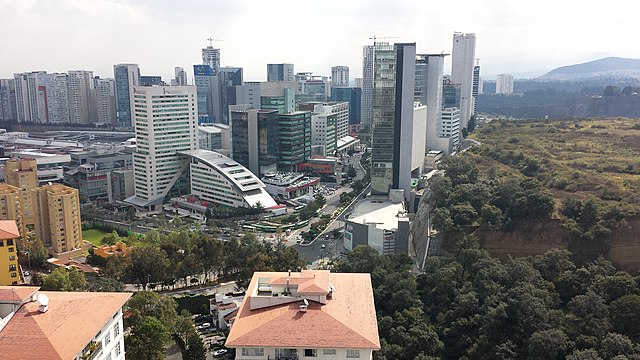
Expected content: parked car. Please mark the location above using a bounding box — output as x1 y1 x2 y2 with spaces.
213 349 228 356
197 322 211 330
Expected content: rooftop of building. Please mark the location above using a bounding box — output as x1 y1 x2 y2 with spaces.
226 270 380 350
0 220 20 240
0 287 131 360
347 196 407 231
198 123 230 133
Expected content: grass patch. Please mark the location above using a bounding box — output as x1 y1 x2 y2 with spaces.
82 228 108 246
471 118 640 218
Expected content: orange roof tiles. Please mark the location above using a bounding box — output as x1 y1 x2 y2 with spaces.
0 291 131 360
226 271 380 350
0 286 40 302
0 220 20 240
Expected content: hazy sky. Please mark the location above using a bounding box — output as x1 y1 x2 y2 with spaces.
1 0 637 82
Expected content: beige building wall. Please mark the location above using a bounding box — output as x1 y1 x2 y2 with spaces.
0 183 27 243
4 159 38 225
32 184 82 254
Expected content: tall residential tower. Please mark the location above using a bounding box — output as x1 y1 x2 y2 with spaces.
451 32 476 129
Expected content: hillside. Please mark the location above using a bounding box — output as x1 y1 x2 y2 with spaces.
537 57 640 81
467 118 640 269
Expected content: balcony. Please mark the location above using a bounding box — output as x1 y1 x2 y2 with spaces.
81 340 103 360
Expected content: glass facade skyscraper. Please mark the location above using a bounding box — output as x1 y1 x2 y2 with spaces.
370 43 417 197
277 111 311 172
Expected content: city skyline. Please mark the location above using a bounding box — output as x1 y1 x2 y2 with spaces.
2 0 637 82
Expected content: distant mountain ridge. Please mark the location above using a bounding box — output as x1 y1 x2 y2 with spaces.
536 57 640 81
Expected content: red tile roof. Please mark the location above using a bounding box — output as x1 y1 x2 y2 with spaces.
0 286 39 302
0 220 20 240
226 271 380 350
0 291 131 359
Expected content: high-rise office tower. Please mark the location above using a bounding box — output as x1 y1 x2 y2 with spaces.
218 67 243 124
361 44 378 128
277 111 311 172
4 159 38 225
93 77 117 125
0 79 17 122
32 184 82 254
472 62 481 115
371 42 424 199
267 64 295 82
202 46 221 72
113 63 140 128
415 54 457 154
331 87 362 126
127 86 198 211
331 66 349 87
173 67 188 86
496 73 514 95
194 65 219 124
451 32 476 129
231 109 280 176
0 184 26 243
67 70 96 124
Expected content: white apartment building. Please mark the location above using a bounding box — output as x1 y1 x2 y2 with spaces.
173 67 188 86
314 102 349 141
441 108 461 148
331 65 349 87
451 32 476 129
0 286 131 360
496 73 514 95
127 85 198 211
14 72 70 124
226 270 380 360
94 77 117 125
67 70 96 124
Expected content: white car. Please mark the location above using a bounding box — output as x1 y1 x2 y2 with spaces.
213 349 228 356
197 322 211 330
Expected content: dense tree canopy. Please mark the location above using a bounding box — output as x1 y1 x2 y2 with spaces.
332 241 640 360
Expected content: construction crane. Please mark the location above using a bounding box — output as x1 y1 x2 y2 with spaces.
206 37 224 47
369 35 398 44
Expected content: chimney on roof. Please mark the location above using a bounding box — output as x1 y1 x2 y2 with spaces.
288 269 291 277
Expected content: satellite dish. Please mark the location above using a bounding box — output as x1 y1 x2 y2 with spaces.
303 299 309 306
37 293 50 306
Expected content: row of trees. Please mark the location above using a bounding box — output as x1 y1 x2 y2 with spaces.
94 229 307 291
332 241 640 360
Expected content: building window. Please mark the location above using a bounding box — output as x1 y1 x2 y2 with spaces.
323 349 337 355
115 342 121 356
304 349 317 357
105 331 111 346
0 240 3 246
8 247 14 253
7 239 13 246
9 264 16 271
114 322 120 338
241 348 264 356
11 272 17 278
347 350 360 358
